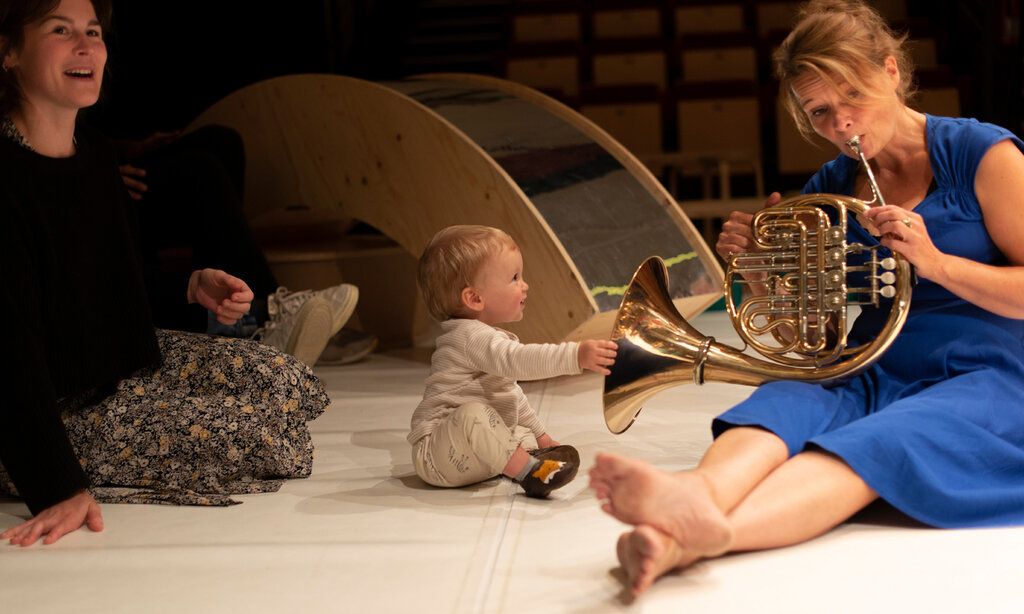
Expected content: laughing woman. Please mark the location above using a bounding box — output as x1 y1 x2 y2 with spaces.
0 0 328 546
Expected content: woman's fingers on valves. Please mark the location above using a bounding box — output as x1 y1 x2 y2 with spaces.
726 211 754 227
717 236 746 258
865 206 918 239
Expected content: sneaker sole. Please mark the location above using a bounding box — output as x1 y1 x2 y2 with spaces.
286 298 334 366
327 284 359 334
316 335 379 366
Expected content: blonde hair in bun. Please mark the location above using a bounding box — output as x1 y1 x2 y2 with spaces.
774 0 915 139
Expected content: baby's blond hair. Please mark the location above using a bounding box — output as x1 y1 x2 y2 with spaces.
418 225 518 322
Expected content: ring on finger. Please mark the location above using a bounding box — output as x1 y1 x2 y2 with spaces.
901 217 913 229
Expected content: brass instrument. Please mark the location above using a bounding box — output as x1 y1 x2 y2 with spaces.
603 136 912 434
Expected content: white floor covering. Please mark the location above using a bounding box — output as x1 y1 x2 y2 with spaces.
3 311 1023 613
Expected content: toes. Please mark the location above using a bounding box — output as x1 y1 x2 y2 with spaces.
594 452 625 476
616 533 631 568
634 572 655 596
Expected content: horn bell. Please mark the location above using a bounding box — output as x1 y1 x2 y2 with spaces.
603 257 769 434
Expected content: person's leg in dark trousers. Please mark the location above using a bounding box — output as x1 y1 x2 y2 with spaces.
130 125 277 332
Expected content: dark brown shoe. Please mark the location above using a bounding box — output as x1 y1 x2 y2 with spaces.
529 445 580 466
519 445 580 498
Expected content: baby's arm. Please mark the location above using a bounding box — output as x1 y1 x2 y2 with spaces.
524 339 617 445
578 339 618 375
465 327 581 381
463 326 617 379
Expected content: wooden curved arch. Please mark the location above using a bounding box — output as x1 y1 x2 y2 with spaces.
192 74 722 343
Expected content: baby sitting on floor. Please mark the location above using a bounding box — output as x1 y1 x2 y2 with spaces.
409 225 617 497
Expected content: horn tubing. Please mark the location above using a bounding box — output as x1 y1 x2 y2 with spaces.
603 189 912 434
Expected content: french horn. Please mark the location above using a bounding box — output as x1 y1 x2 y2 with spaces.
603 136 913 434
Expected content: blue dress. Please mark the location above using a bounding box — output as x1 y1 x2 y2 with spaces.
713 115 1024 528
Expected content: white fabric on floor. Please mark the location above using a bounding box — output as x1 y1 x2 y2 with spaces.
2 311 1022 613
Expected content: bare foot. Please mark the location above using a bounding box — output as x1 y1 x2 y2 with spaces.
616 525 699 596
590 452 732 555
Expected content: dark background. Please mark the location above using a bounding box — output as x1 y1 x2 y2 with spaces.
90 1 432 137
87 1 1023 144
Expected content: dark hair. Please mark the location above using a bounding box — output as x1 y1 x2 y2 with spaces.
0 0 112 115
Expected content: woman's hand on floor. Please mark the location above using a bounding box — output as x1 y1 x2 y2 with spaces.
1 490 104 547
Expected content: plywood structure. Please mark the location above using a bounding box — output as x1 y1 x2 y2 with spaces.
681 47 757 82
592 51 668 90
512 13 581 43
191 74 722 343
580 102 663 155
593 8 661 39
506 56 580 97
676 4 745 34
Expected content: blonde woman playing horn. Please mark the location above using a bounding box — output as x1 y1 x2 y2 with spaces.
589 0 1024 597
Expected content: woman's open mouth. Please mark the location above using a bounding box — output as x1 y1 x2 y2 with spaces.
64 68 95 80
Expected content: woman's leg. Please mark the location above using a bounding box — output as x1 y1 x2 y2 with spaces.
696 426 790 512
590 427 788 539
613 450 876 595
134 126 278 331
0 331 331 507
727 449 877 550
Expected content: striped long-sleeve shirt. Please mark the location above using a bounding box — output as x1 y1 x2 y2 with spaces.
408 318 581 445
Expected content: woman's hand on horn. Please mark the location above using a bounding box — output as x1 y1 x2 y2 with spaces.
715 192 781 260
862 206 943 276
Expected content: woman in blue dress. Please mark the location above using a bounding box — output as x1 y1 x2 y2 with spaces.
589 0 1024 597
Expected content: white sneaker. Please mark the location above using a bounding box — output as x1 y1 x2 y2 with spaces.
268 284 358 335
313 283 359 332
317 329 379 365
258 296 334 366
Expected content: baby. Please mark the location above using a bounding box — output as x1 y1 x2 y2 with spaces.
409 225 617 497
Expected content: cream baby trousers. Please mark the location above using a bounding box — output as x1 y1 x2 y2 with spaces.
412 402 537 487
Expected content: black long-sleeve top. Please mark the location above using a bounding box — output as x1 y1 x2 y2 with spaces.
0 124 161 514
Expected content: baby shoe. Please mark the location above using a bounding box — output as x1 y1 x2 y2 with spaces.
519 445 580 498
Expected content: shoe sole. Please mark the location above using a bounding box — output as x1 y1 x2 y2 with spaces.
521 459 580 498
285 298 334 366
530 445 581 492
316 336 379 366
328 284 359 334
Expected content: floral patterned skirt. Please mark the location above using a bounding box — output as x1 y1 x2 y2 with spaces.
0 329 329 507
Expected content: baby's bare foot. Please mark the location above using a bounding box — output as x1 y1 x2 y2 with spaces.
616 525 700 596
591 452 732 555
